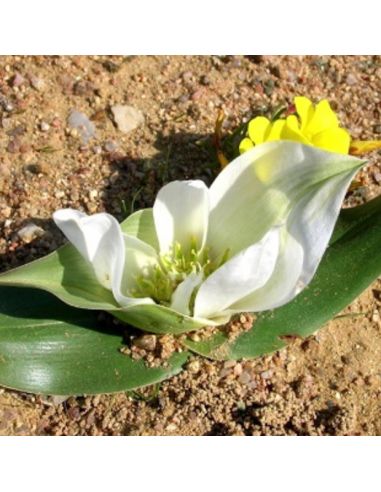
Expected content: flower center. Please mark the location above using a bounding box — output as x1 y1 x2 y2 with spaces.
129 239 230 306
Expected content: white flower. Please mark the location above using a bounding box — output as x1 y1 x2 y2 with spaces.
51 141 363 330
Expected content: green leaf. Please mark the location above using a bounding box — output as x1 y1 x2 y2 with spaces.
0 244 118 311
0 287 188 395
184 194 381 360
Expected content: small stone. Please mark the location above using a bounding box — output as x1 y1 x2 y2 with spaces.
68 110 96 143
374 172 381 184
233 363 243 376
0 96 14 112
12 72 24 87
29 75 45 91
1 118 12 130
238 371 251 385
17 223 45 243
104 140 118 152
7 139 20 153
260 370 273 380
2 206 12 218
186 360 200 374
182 71 193 83
373 124 381 134
52 117 61 128
92 145 102 155
73 80 94 97
4 102 14 112
132 335 157 352
89 189 98 201
40 121 50 132
346 73 357 86
111 105 144 133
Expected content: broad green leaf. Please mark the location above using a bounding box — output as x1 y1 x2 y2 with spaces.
0 287 188 395
184 194 381 360
0 244 118 311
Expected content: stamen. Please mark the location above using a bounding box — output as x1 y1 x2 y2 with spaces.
128 241 230 306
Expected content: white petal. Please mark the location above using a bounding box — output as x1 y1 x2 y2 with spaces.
194 228 279 319
230 168 359 312
230 230 304 312
53 209 124 290
153 180 209 254
112 235 158 308
207 141 364 257
170 272 203 316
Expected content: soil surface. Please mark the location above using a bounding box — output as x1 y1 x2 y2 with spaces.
1 55 381 436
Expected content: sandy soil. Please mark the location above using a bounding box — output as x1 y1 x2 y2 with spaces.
1 55 381 435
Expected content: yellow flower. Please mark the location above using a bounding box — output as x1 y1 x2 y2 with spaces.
239 96 381 157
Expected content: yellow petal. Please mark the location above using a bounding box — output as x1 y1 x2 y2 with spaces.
312 127 351 154
294 96 314 130
248 116 271 145
239 137 254 154
307 99 339 135
282 115 310 144
265 119 286 141
350 140 381 155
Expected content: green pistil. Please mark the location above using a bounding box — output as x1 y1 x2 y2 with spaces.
129 240 230 305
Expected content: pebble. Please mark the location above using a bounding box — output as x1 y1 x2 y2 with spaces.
132 334 157 352
260 370 273 380
238 371 251 385
186 360 200 374
374 172 381 184
373 124 381 134
17 223 45 243
111 105 144 133
92 145 102 155
104 140 118 152
40 121 50 132
68 110 96 143
88 189 98 201
2 206 12 218
233 363 243 376
12 72 24 87
29 75 45 91
346 73 358 86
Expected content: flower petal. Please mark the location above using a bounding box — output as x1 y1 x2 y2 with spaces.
153 180 209 254
248 116 271 145
230 167 360 312
282 115 310 144
294 96 314 131
170 272 203 316
306 99 338 134
312 127 351 154
53 209 124 290
112 235 158 308
239 137 254 154
265 119 286 141
194 228 279 319
207 141 364 258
